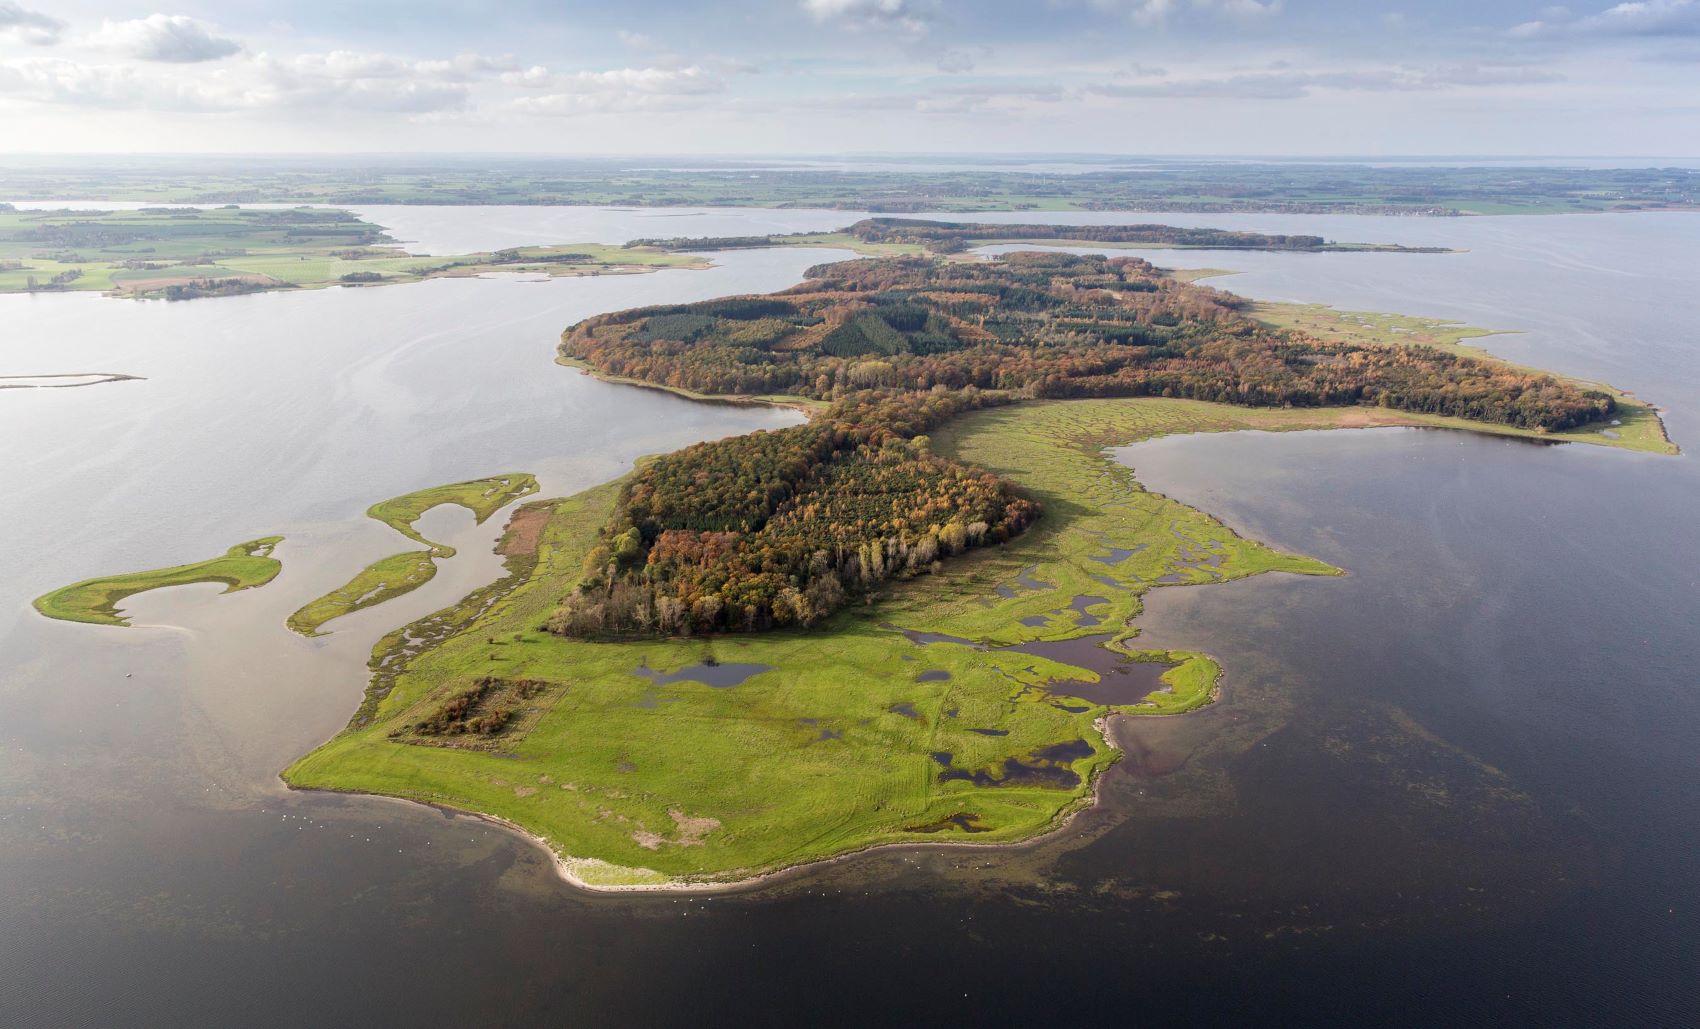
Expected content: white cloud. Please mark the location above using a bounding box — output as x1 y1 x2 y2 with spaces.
0 1 63 45
0 46 514 115
935 47 978 72
418 52 520 80
1511 0 1700 39
287 49 515 82
617 30 659 49
801 0 933 34
1085 0 1278 24
1088 0 1178 25
89 14 241 63
1088 63 1564 100
509 65 727 116
1196 0 1283 21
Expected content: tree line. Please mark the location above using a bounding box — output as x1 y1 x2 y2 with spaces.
546 389 1036 637
562 252 1614 432
548 251 1617 640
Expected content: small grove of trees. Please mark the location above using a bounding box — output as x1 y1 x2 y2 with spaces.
407 677 546 737
162 278 269 301
546 389 1037 638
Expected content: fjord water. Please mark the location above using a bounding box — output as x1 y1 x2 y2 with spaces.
2 208 1697 1025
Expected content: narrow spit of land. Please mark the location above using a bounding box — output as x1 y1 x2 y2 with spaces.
33 537 284 627
287 474 538 637
280 251 1673 891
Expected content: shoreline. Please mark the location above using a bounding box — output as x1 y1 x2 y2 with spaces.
289 706 1144 895
0 372 145 389
555 356 825 415
277 275 1677 897
282 401 1674 895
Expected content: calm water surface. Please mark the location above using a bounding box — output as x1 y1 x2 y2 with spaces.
1 207 1696 1025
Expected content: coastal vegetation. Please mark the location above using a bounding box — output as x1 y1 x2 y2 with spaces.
0 207 706 299
550 389 1035 636
1245 301 1676 454
284 400 1345 888
288 251 1671 887
287 474 537 637
33 537 283 627
563 253 1619 432
365 474 539 559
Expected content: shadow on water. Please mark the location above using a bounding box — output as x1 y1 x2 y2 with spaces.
633 661 773 689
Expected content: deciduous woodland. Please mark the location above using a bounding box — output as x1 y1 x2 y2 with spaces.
549 389 1035 635
554 253 1617 638
562 254 1614 428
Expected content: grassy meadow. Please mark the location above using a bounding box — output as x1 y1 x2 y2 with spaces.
284 399 1369 887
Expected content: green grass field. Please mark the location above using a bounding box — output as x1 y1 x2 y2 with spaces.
283 399 1377 888
287 550 438 638
285 278 1678 889
287 475 538 637
33 537 283 627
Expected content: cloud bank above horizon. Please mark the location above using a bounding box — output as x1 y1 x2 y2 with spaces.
1 0 1696 155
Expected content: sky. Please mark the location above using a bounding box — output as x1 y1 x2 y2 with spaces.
1 0 1698 155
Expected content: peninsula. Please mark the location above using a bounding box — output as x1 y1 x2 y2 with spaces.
280 251 1672 890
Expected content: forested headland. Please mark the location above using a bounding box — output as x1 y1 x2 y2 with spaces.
549 389 1035 636
554 252 1616 639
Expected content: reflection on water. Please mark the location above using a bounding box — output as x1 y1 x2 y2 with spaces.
2 208 1698 1024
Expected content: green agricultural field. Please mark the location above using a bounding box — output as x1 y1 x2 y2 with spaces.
33 537 283 627
0 208 707 300
288 474 538 637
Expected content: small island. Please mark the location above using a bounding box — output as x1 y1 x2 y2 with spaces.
631 217 1456 256
280 251 1673 890
33 537 284 627
287 474 539 637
